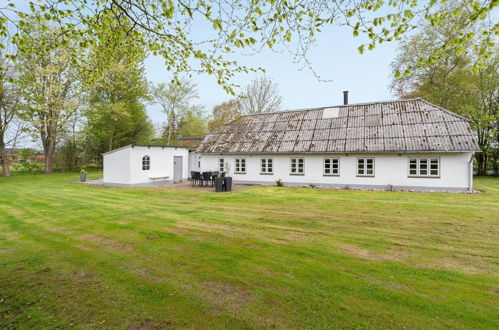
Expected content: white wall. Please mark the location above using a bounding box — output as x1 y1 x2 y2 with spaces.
188 152 201 177
199 153 473 191
103 145 189 185
103 147 131 184
129 146 189 184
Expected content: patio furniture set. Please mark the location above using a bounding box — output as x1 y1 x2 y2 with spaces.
190 171 232 192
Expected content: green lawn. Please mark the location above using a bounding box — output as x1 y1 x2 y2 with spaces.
0 174 498 329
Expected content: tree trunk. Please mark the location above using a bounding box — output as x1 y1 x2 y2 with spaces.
493 148 498 176
0 147 10 177
475 152 487 176
44 140 55 174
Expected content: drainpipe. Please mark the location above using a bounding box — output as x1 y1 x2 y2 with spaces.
468 153 474 192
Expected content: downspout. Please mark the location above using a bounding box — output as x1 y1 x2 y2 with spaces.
468 153 474 192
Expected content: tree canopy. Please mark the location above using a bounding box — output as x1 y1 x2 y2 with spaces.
1 1 497 92
391 2 498 175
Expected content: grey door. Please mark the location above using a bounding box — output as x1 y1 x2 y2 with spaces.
173 156 183 182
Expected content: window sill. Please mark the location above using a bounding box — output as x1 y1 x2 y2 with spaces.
408 175 440 179
323 174 339 177
234 172 246 175
260 173 273 175
356 175 374 177
290 173 305 176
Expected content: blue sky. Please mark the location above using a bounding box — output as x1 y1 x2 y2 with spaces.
145 23 400 126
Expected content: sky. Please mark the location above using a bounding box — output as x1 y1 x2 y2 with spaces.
145 23 400 127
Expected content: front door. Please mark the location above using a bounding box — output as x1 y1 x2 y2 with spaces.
173 156 183 183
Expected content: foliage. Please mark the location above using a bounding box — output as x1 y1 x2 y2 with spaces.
80 13 153 161
152 79 203 144
178 108 207 139
208 99 242 131
1 1 497 93
12 148 42 172
11 161 43 173
238 76 282 114
0 52 23 177
391 5 498 175
85 61 153 155
16 22 80 174
0 173 498 328
276 178 284 187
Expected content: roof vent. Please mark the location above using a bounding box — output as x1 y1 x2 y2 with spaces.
322 107 340 119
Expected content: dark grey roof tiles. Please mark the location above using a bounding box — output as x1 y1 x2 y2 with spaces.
198 98 480 154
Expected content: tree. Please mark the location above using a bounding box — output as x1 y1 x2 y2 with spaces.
2 1 496 93
391 4 498 175
208 100 242 131
16 23 80 174
84 62 153 158
0 54 23 176
239 76 282 114
80 11 153 163
152 79 202 144
178 109 207 138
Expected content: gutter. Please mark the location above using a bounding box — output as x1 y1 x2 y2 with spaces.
468 153 474 192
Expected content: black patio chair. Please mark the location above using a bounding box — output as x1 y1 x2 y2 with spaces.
202 172 212 187
192 171 202 186
190 171 196 186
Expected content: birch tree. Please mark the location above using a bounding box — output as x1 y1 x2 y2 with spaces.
16 24 80 174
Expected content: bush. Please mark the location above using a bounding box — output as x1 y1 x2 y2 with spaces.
276 179 283 187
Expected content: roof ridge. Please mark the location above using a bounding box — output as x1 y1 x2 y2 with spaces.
240 98 423 117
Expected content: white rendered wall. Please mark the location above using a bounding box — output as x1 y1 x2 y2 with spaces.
199 153 473 190
188 152 201 176
103 147 131 184
129 146 188 184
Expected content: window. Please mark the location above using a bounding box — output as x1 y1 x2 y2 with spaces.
235 158 246 173
290 158 304 174
357 157 374 176
323 158 340 176
409 157 439 177
261 158 273 174
142 155 150 171
218 158 225 172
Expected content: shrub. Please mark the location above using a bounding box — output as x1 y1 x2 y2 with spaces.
276 179 283 187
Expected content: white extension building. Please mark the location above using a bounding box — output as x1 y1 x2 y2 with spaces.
103 98 479 191
103 145 189 186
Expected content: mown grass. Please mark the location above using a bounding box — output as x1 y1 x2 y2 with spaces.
0 173 498 329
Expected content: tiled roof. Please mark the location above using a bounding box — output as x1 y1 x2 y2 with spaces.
197 98 480 154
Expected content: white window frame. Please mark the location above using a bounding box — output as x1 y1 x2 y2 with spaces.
260 158 273 174
408 157 440 178
142 155 150 171
235 158 246 174
357 157 374 177
218 157 225 172
323 157 340 176
290 157 305 175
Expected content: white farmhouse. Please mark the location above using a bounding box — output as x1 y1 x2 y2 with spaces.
196 98 479 192
103 98 479 192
